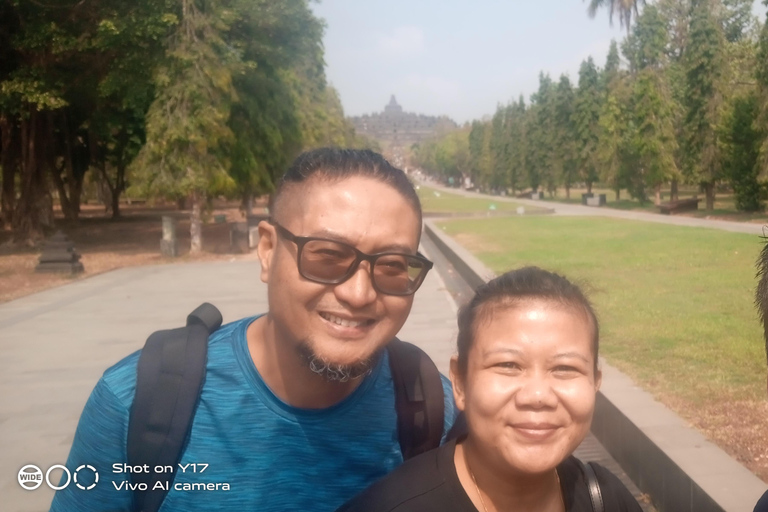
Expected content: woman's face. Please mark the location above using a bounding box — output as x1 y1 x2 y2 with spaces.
451 299 601 476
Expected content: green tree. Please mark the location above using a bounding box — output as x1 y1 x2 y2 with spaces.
489 105 510 192
596 44 634 200
722 93 762 210
552 75 578 198
683 0 727 210
506 96 528 194
574 57 602 193
624 4 679 204
132 0 237 254
755 1 768 178
722 0 756 43
527 73 556 193
658 0 691 200
468 120 492 189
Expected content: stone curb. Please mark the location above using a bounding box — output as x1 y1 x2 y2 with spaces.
424 218 768 512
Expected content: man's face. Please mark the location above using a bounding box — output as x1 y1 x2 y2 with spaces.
258 175 421 376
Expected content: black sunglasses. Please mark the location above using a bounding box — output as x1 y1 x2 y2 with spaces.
270 220 433 296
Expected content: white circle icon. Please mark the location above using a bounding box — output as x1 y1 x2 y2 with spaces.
46 465 71 491
18 465 43 490
74 464 98 490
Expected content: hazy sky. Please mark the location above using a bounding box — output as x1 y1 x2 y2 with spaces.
311 0 766 124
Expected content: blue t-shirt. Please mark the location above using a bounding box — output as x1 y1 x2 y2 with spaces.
50 317 456 512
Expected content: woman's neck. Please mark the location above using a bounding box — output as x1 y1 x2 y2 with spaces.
454 440 565 512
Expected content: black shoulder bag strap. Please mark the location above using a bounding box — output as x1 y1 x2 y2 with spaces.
387 338 445 460
127 303 222 512
578 459 605 512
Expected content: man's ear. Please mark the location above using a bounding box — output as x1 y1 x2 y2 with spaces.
449 356 467 412
257 220 277 284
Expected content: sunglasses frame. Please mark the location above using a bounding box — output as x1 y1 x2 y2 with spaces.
270 220 433 296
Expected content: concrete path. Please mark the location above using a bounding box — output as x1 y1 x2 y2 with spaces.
0 255 459 512
421 180 766 236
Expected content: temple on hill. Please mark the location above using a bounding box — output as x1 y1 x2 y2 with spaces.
349 96 457 152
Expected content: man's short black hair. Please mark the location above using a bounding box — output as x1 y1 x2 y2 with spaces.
270 148 422 224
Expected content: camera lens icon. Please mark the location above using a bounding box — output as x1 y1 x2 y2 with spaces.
18 465 43 491
17 464 98 490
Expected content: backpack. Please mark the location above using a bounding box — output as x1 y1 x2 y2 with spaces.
126 303 451 512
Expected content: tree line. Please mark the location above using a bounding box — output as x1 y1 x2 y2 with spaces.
0 0 373 248
413 0 768 211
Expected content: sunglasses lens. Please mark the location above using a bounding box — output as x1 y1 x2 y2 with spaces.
297 238 429 296
300 240 357 282
373 255 427 295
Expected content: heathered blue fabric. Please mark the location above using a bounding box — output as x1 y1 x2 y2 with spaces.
49 316 456 512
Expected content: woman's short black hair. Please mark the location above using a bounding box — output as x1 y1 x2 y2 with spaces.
456 266 600 376
270 148 421 224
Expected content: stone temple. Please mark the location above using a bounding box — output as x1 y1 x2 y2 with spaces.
349 96 457 153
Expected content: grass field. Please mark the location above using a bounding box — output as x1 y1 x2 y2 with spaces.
437 215 768 478
438 216 764 403
416 184 550 214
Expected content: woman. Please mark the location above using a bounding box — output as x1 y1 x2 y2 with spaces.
338 267 642 512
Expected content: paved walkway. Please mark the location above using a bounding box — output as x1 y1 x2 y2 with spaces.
422 180 766 236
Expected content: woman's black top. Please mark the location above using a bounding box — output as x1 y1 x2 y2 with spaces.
337 439 643 512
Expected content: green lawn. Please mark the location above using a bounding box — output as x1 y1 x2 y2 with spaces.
437 216 766 405
416 184 549 214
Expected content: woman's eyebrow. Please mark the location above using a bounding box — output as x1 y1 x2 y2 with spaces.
551 352 590 363
482 348 524 357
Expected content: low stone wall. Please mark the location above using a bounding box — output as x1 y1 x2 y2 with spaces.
423 218 768 512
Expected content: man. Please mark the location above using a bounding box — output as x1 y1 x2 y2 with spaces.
50 148 456 511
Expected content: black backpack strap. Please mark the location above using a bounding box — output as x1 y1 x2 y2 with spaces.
127 303 222 512
387 338 445 460
577 459 605 512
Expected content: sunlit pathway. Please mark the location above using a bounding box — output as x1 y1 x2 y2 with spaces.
421 180 765 236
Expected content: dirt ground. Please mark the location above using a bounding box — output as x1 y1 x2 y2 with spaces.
0 201 261 303
2 201 767 484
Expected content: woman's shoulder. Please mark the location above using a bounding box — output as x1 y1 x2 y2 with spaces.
337 441 472 512
559 456 644 512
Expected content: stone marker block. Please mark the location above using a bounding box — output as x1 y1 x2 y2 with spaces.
230 222 249 253
35 231 84 274
161 216 178 257
249 226 260 249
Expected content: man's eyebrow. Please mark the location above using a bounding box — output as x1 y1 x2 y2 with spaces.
305 228 416 254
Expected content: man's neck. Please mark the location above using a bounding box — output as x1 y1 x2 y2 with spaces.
246 315 366 409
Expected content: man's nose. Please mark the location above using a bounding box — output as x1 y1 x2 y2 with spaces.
334 262 378 307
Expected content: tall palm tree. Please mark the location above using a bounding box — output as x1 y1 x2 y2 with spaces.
586 0 646 33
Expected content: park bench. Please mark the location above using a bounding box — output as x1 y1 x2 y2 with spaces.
658 197 700 214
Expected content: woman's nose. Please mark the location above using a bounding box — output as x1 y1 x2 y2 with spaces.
515 374 558 409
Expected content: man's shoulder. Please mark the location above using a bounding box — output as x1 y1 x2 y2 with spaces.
99 316 254 407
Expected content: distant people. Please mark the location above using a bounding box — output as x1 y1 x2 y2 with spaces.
339 267 643 512
753 244 768 512
50 148 456 512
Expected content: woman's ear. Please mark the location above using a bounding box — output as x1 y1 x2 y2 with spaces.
450 356 467 412
594 367 602 392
